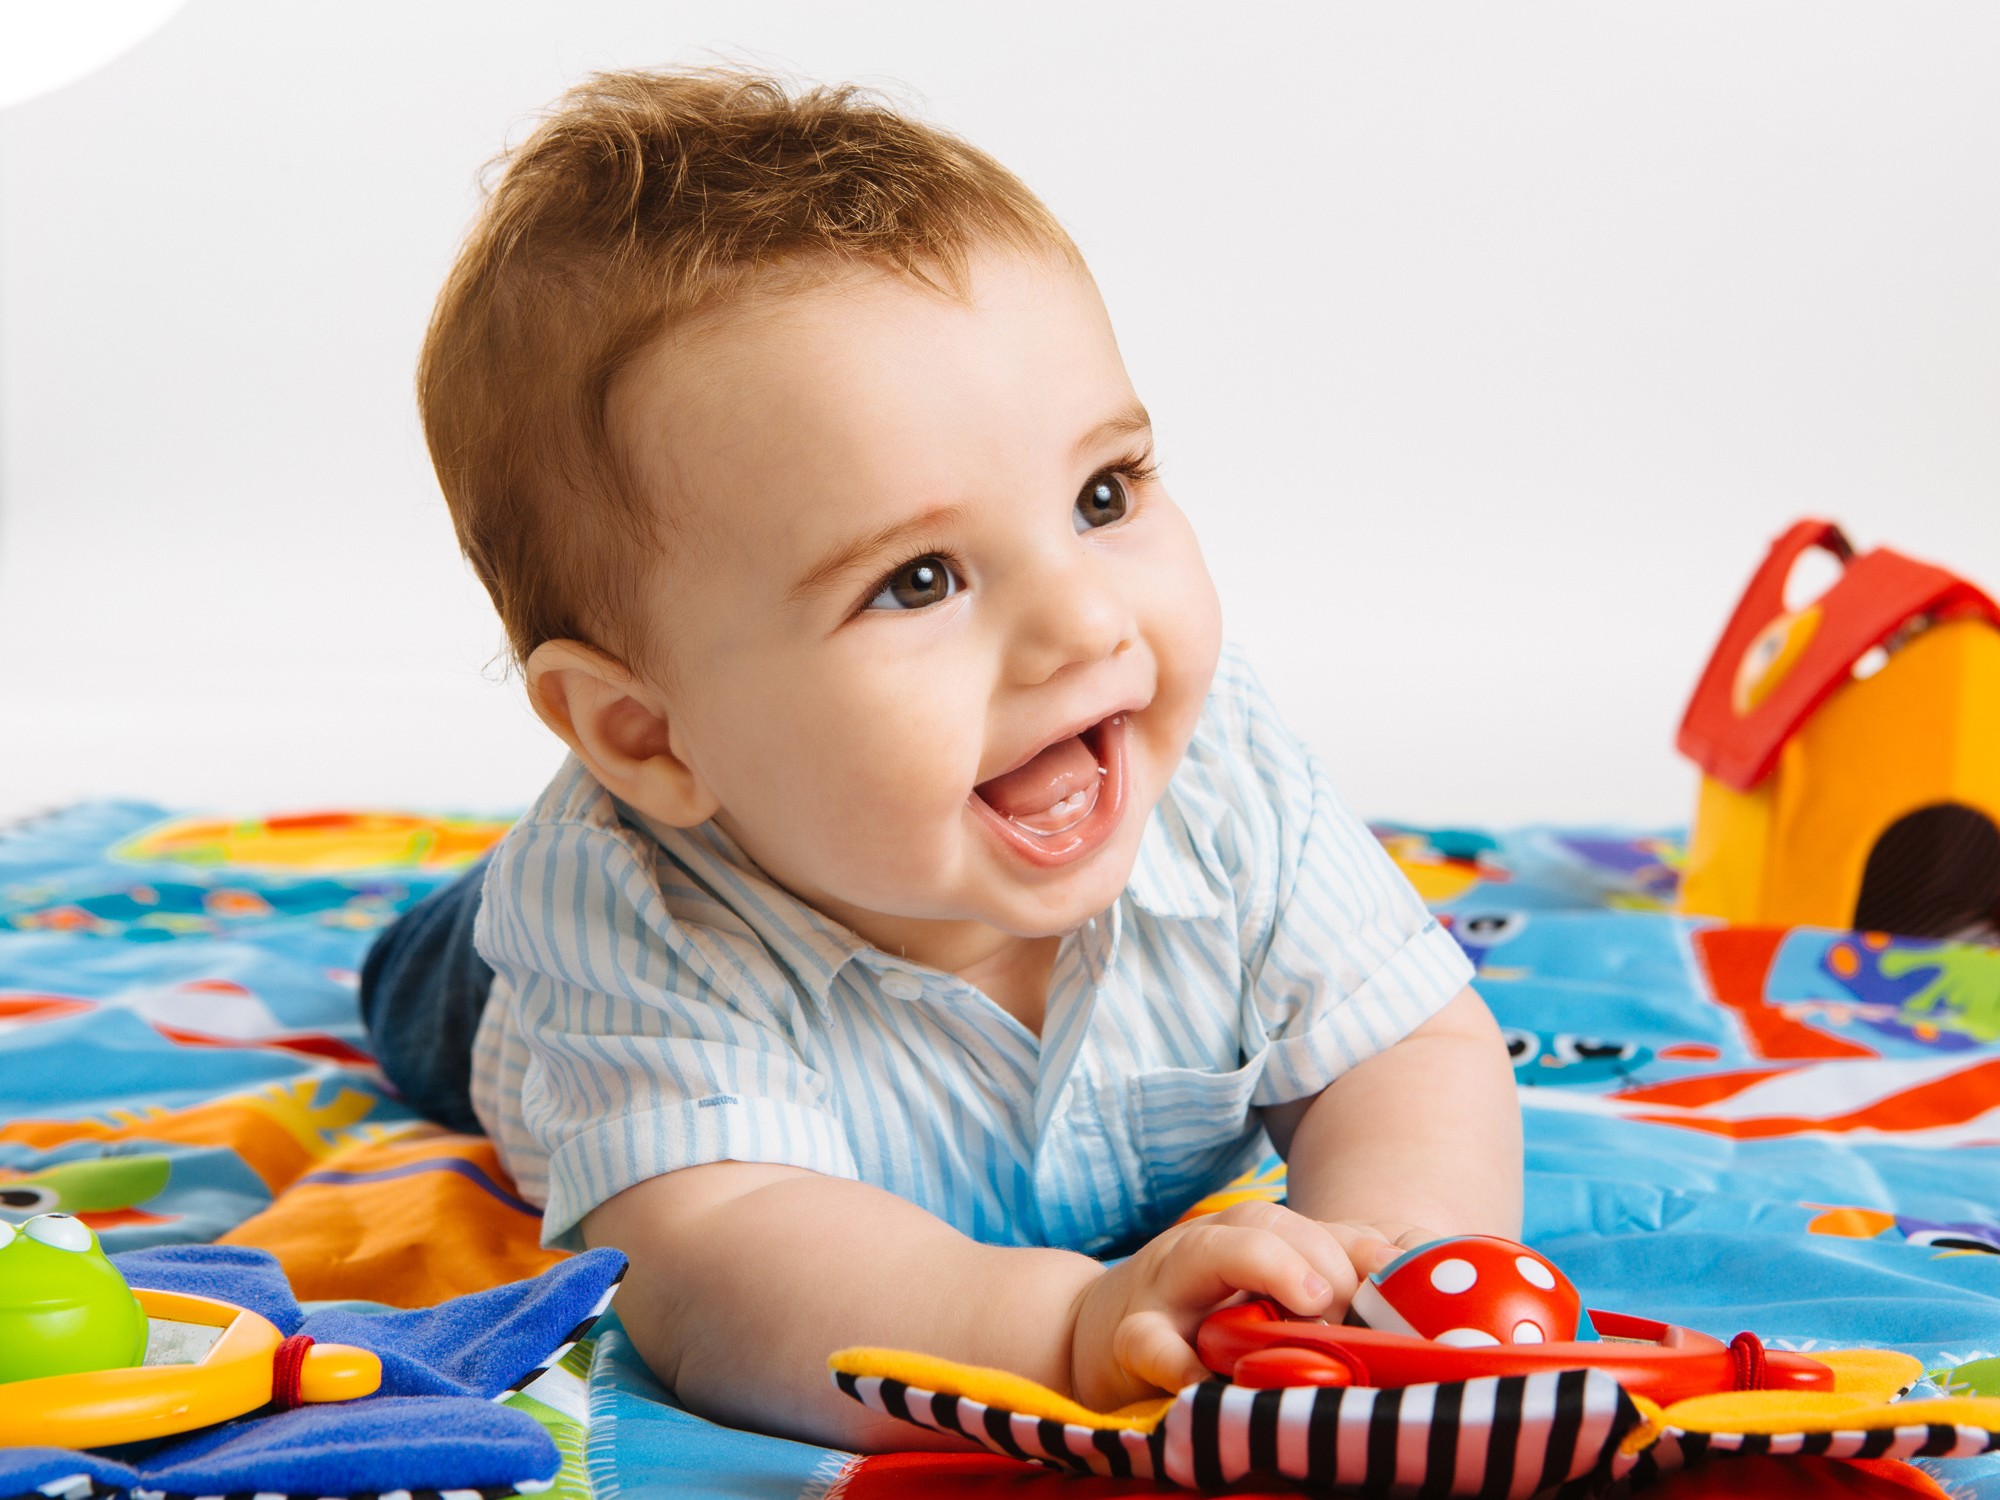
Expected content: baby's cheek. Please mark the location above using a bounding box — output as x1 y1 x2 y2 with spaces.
1152 572 1223 716
809 707 980 829
1132 505 1221 653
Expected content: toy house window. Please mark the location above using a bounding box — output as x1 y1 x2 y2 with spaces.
1853 802 2000 942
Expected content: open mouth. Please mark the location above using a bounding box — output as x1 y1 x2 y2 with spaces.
968 715 1129 867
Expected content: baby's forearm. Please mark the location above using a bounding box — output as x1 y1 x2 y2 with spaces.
583 1161 1103 1451
1277 986 1523 1237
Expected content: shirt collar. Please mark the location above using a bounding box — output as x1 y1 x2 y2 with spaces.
1120 804 1229 922
628 800 1224 1010
629 810 869 1015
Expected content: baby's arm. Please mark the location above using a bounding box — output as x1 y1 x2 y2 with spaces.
584 1161 1363 1450
1262 985 1523 1244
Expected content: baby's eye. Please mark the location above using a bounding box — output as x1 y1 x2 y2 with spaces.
866 554 960 611
1073 470 1132 532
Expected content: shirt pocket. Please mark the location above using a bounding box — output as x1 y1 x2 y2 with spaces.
1129 1061 1266 1220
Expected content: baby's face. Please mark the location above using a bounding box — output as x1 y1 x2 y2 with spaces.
608 247 1222 966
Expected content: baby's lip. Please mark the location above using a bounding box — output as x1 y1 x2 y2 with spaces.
966 712 1132 868
975 702 1147 789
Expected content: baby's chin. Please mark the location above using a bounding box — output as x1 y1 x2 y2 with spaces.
813 831 1138 943
961 816 1152 933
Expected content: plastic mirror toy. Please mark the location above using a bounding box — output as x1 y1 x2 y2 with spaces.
0 1213 380 1449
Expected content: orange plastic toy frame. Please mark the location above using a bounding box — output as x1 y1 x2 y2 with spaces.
0 1287 380 1450
1198 1300 1833 1407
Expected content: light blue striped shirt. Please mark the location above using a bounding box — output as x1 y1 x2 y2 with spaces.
469 647 1473 1252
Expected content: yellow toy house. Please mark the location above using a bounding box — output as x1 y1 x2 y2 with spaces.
1677 519 2000 940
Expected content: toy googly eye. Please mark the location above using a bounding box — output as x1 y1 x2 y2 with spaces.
0 1219 14 1249
23 1213 93 1252
1502 1028 1540 1065
1731 606 1821 714
1551 1035 1641 1066
1457 912 1527 946
0 1184 59 1212
1906 1228 2000 1255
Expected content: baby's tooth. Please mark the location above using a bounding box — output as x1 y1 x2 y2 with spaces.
1004 781 1098 835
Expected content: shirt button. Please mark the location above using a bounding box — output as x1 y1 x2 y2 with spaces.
878 972 924 1001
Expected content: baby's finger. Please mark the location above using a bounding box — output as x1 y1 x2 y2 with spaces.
1112 1309 1213 1394
1321 1221 1406 1279
1210 1203 1364 1310
1159 1221 1338 1318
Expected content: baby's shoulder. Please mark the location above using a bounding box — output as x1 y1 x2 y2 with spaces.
479 759 807 1031
485 756 656 897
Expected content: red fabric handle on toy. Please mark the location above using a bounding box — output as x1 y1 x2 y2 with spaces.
1729 1331 1768 1390
271 1334 316 1411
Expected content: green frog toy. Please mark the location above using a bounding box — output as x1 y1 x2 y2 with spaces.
0 1212 148 1383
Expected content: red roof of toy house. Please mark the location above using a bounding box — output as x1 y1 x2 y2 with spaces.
1677 518 2000 793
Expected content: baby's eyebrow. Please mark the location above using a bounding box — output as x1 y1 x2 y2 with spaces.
1073 401 1153 459
787 503 971 605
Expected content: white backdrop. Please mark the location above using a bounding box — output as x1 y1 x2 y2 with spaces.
2 2 1995 828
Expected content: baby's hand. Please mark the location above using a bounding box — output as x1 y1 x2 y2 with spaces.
1066 1203 1406 1410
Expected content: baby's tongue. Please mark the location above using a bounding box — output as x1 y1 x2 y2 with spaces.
976 734 1098 820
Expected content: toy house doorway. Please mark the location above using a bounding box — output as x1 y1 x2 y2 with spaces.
1854 802 2000 943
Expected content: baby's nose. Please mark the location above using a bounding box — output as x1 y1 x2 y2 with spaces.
1010 568 1135 684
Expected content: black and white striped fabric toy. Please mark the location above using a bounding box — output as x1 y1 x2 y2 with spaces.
831 1340 2000 1497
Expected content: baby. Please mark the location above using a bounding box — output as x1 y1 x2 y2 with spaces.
364 67 1522 1450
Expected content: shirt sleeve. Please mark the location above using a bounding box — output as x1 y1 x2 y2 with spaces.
474 813 860 1247
1220 654 1476 1107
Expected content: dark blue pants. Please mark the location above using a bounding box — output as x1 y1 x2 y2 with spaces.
358 855 495 1134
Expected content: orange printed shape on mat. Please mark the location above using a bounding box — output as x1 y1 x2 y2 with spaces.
1626 1055 2000 1140
0 1078 382 1193
220 1126 562 1306
1689 927 1875 1060
1614 1064 1801 1110
113 811 512 873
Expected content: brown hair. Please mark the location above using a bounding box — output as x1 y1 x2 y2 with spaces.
418 67 1079 674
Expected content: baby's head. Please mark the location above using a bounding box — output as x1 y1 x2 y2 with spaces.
421 69 1221 966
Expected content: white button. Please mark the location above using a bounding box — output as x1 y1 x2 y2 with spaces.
878 972 924 1001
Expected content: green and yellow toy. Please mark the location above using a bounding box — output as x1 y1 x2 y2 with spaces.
0 1212 380 1450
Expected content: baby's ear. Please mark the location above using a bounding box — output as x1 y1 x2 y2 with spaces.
525 640 720 827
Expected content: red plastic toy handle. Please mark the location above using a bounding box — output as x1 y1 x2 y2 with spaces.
1229 1347 1355 1389
1727 519 1855 645
1197 1300 1833 1406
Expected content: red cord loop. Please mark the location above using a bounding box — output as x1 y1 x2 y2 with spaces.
271 1333 317 1411
1728 1331 1768 1391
